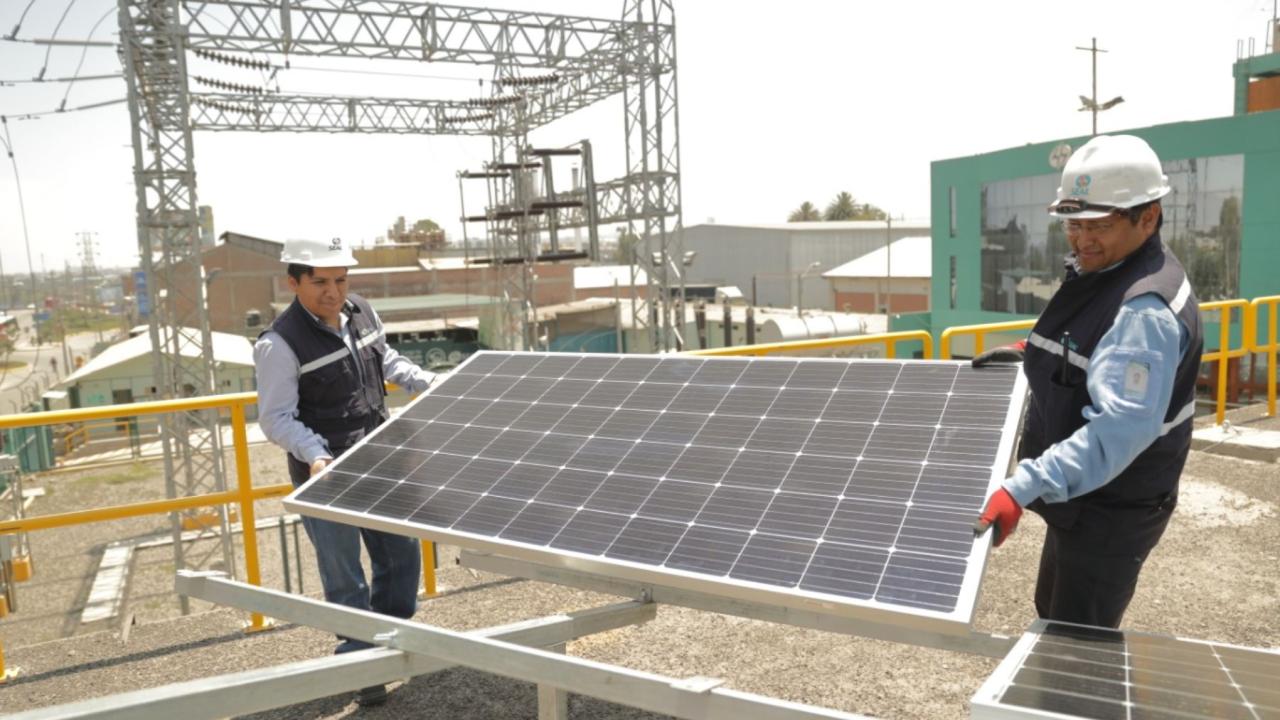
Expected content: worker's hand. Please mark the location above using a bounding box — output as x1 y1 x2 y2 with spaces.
974 488 1023 547
309 458 330 477
971 340 1027 368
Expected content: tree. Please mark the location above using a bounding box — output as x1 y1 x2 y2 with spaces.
823 191 888 221
412 218 441 233
823 192 858 221
852 202 887 221
788 201 822 222
611 226 642 264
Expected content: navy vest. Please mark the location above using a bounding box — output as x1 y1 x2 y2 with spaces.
265 294 389 453
1020 233 1203 527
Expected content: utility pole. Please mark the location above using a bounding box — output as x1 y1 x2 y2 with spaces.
885 214 893 323
1075 38 1122 135
1080 38 1104 135
1 117 38 342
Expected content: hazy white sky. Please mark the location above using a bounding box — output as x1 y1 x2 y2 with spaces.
0 0 1275 273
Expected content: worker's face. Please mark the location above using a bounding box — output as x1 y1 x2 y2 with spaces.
288 266 349 325
1065 204 1160 273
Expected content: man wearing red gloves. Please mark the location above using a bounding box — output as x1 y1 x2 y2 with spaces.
973 135 1203 628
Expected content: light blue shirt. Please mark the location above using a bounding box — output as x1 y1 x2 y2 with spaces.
1004 292 1191 507
253 301 436 465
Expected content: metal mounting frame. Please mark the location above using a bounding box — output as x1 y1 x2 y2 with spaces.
8 571 883 720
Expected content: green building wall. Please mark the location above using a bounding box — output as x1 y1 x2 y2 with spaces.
924 110 1280 352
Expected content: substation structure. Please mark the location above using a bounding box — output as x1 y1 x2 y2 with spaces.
116 0 686 590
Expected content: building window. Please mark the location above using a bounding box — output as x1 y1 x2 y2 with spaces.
948 186 957 238
949 256 958 310
979 153 1243 314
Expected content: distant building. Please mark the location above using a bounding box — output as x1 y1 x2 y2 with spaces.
680 221 929 310
58 327 255 418
822 236 931 313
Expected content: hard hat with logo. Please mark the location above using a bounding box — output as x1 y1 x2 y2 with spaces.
279 237 358 267
1048 135 1171 219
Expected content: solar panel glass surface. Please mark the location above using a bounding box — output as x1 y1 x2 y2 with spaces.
285 351 1026 631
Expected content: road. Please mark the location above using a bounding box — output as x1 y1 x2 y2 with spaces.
0 308 111 415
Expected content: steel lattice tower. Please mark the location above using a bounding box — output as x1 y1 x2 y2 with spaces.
115 0 684 592
119 0 233 610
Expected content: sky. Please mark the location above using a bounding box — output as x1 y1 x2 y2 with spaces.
0 0 1276 275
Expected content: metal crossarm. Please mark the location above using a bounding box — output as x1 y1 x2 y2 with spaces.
182 1 633 67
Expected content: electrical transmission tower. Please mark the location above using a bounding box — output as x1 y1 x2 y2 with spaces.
119 0 233 609
173 0 685 352
114 0 685 592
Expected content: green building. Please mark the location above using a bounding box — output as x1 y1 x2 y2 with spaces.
922 56 1280 360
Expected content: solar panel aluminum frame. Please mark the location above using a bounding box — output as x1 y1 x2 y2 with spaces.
285 352 1028 637
970 618 1280 720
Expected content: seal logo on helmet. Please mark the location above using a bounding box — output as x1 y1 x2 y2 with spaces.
1069 174 1092 197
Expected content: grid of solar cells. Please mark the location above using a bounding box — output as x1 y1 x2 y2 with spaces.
982 621 1280 720
291 352 1021 614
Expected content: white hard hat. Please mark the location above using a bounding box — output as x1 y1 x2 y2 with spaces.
280 237 358 267
1048 135 1171 219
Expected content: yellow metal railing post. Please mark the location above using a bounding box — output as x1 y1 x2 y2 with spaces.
1216 307 1231 426
230 401 270 632
1249 296 1280 418
1199 300 1251 426
421 540 437 597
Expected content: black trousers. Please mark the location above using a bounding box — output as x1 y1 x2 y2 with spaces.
1034 495 1176 629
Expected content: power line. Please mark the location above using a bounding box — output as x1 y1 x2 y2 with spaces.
4 0 41 41
58 5 115 110
35 0 84 81
0 73 121 84
1 97 126 120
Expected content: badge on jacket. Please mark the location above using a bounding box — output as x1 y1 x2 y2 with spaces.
1123 360 1150 400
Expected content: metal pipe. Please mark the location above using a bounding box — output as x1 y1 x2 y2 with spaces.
279 517 291 594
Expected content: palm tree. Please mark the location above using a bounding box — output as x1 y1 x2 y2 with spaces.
823 191 858 221
788 201 822 222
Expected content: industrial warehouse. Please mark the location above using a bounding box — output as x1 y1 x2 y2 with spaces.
0 2 1278 720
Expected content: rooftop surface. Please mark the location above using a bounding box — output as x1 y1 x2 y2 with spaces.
2 400 1276 718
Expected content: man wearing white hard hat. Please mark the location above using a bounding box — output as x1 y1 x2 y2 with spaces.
253 237 437 706
972 135 1204 628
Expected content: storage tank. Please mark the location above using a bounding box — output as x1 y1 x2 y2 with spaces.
758 314 866 344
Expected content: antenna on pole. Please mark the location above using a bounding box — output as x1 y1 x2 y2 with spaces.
1075 37 1124 135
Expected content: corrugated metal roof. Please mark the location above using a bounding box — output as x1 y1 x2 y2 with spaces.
821 236 932 278
62 328 254 385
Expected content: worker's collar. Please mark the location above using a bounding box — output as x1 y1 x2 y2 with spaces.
297 299 355 332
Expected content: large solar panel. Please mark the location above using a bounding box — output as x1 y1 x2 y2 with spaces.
285 351 1026 632
972 619 1280 720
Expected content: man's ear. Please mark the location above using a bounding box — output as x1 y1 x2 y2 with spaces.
287 275 299 293
1144 204 1162 234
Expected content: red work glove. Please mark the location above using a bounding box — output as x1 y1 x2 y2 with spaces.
974 488 1023 547
971 340 1027 368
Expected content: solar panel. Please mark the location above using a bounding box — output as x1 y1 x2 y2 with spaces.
285 351 1026 633
972 619 1280 720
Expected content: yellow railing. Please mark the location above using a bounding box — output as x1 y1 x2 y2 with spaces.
688 329 934 360
0 393 279 636
1249 295 1280 418
0 392 442 682
60 419 136 457
938 319 1036 360
1200 299 1253 425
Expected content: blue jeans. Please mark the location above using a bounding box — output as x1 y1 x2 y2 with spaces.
288 453 421 653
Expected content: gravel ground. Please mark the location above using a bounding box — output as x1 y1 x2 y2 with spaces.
2 406 1277 719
